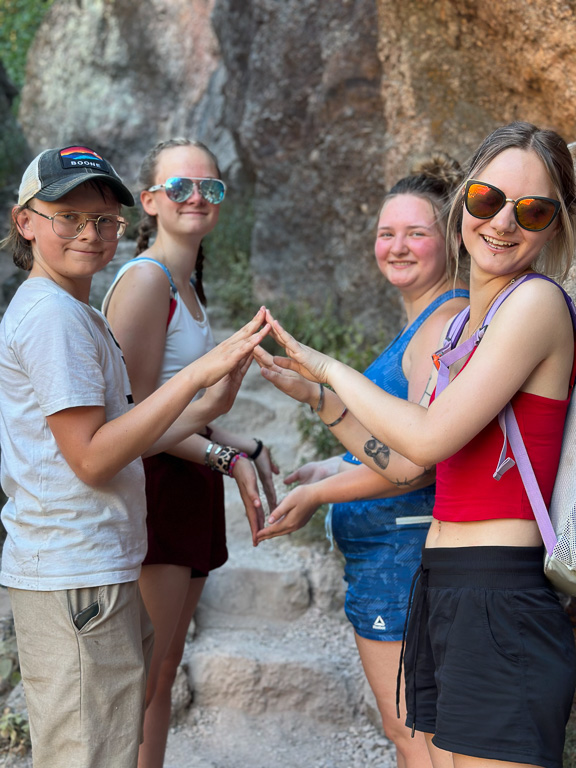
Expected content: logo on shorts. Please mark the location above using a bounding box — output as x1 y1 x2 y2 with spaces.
372 615 386 631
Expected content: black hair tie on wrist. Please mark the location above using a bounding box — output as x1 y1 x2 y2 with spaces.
249 439 264 461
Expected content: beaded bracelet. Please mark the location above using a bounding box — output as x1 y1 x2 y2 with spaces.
248 439 264 461
229 452 248 477
324 407 348 428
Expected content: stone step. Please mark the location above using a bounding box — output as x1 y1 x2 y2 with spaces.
183 612 366 726
196 538 346 628
195 554 311 628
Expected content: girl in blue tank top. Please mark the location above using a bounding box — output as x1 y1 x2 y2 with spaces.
255 155 468 768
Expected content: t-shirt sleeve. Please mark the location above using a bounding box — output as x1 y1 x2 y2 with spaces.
10 293 107 416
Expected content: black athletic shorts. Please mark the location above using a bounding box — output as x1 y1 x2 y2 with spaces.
403 546 576 768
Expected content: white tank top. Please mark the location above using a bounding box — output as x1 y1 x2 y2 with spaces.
102 257 215 394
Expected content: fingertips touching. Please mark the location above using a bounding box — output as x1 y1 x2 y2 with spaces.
273 355 292 370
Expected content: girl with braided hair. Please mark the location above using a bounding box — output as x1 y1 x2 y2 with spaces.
103 138 278 768
256 154 469 768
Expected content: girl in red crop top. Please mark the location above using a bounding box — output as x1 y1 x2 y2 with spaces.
259 122 576 768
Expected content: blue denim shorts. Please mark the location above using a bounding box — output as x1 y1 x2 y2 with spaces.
403 546 576 768
332 493 432 641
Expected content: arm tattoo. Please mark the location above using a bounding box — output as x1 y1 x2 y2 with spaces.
392 466 435 488
364 437 390 469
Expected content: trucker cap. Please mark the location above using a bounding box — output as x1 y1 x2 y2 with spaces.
18 145 134 207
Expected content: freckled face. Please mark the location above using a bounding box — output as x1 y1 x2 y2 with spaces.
141 145 221 239
374 194 448 294
462 147 559 279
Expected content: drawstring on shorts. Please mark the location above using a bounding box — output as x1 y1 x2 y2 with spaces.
396 562 425 736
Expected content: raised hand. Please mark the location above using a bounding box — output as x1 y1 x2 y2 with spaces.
264 308 336 385
255 483 321 543
284 456 342 486
191 308 270 389
201 355 252 418
254 445 280 511
231 456 265 546
253 345 318 405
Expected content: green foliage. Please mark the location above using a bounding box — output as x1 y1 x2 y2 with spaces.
204 194 255 320
266 299 389 461
0 0 55 90
265 298 387 373
0 0 55 186
0 709 30 756
296 403 342 462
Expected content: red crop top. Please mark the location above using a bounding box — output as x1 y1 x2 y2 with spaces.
433 388 569 522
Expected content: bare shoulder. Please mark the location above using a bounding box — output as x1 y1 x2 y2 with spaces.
471 276 574 399
111 256 172 307
491 275 572 338
106 256 172 330
121 257 171 292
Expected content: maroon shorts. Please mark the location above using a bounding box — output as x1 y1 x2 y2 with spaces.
142 453 227 576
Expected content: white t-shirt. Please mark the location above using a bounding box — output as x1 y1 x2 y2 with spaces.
0 278 147 590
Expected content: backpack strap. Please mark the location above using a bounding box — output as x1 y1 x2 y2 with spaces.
433 276 526 397
493 275 576 556
433 273 575 398
503 405 558 555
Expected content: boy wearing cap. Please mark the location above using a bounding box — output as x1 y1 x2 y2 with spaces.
0 146 268 768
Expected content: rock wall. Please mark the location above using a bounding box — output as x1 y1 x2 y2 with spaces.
14 0 397 332
0 61 30 237
212 0 388 322
377 0 576 183
8 0 576 326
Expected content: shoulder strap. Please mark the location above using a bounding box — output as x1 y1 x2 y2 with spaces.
391 289 471 359
434 273 575 398
502 405 558 555
132 257 177 295
409 289 470 336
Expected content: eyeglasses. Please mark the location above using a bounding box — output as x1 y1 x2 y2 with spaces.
464 180 561 232
147 176 226 205
27 207 127 241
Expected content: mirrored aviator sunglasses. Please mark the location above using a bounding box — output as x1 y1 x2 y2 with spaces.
464 179 561 232
149 176 226 205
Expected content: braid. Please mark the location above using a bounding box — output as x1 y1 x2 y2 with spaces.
195 242 207 306
135 214 156 256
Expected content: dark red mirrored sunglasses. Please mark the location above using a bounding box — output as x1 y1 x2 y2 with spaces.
464 179 561 232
